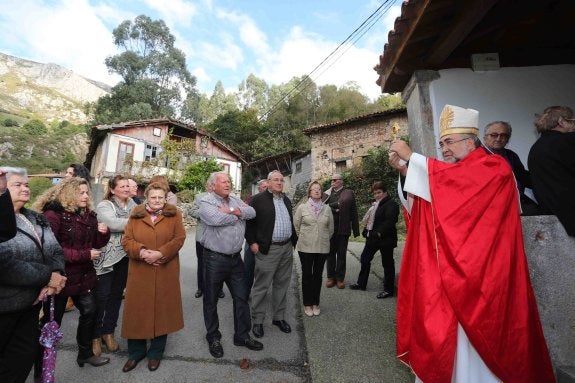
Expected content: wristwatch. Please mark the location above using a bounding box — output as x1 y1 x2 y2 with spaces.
229 207 235 213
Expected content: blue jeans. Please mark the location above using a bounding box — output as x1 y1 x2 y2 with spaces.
203 248 251 343
94 257 128 337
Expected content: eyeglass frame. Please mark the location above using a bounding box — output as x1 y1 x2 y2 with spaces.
438 136 472 150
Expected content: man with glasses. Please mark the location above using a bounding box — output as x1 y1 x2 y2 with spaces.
322 174 359 289
388 105 553 383
246 171 297 338
483 121 537 214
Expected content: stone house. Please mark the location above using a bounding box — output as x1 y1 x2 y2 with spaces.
303 109 407 181
85 118 245 194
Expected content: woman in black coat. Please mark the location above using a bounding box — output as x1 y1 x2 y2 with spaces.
349 181 399 298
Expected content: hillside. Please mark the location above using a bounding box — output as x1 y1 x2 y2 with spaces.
0 51 111 123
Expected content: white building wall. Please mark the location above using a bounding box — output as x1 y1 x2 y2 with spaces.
427 64 575 163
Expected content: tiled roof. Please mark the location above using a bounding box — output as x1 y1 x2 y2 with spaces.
303 108 406 134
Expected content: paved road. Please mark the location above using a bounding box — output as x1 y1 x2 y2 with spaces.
27 230 413 382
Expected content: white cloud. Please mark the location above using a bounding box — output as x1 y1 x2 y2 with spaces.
198 34 244 70
216 10 270 56
143 0 197 27
0 0 120 86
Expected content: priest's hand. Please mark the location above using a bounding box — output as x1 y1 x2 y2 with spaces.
390 140 413 161
389 152 408 176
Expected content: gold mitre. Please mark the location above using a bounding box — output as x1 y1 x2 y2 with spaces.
439 105 479 138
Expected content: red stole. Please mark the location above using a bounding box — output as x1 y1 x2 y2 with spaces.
397 149 554 383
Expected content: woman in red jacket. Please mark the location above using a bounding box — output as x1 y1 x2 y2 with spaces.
34 177 111 368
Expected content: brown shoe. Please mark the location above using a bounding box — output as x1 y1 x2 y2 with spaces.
102 334 119 353
326 278 336 288
336 280 345 289
65 297 75 312
122 358 142 373
92 338 102 357
148 359 161 371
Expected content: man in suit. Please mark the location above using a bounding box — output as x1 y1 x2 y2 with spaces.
349 181 399 298
246 171 297 338
322 174 359 289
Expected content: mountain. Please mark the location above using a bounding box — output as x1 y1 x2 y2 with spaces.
0 51 111 123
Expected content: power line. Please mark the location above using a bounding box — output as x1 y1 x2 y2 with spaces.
258 0 396 122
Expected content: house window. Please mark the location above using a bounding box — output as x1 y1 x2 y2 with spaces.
221 163 230 174
335 160 347 173
116 142 135 173
145 144 159 162
295 161 302 174
153 127 161 137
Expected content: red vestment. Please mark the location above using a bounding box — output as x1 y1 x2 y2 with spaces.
397 148 554 383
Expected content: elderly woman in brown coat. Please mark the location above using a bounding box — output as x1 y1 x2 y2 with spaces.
120 182 186 373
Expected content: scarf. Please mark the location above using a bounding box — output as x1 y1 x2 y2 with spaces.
307 198 323 218
146 204 163 223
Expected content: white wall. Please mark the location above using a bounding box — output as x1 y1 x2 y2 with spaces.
428 64 575 164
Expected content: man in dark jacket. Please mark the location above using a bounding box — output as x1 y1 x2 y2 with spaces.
322 174 359 289
246 171 297 339
349 181 399 298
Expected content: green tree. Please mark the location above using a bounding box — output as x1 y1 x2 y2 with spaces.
23 119 48 135
178 158 223 191
205 109 262 161
91 15 198 125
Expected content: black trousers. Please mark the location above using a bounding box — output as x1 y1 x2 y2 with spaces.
203 249 251 343
326 234 350 281
94 257 128 337
41 292 98 359
298 252 327 306
0 304 41 383
356 241 395 292
196 241 205 292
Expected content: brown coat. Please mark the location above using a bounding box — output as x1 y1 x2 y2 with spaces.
121 204 186 339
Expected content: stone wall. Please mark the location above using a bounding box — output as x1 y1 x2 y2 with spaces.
308 113 408 180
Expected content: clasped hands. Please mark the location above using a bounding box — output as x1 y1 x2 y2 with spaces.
140 249 165 266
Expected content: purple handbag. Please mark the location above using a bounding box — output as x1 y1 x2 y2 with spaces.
39 295 63 383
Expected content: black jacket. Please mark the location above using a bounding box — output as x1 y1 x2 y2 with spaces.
245 191 297 255
0 190 16 243
364 195 399 248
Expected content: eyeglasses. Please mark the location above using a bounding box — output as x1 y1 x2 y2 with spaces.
438 137 471 150
485 133 510 139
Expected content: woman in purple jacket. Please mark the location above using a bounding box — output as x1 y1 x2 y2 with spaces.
34 177 111 368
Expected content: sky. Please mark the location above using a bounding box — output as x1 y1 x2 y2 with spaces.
0 0 402 100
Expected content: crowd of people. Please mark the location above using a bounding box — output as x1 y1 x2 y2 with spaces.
0 104 573 382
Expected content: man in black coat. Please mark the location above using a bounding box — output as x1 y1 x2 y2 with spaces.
322 174 359 289
350 181 399 298
245 171 297 338
528 106 575 236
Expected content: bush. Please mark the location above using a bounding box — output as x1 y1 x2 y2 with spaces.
3 118 19 127
23 119 48 135
178 158 224 192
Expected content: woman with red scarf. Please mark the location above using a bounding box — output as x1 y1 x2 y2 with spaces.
120 182 186 373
